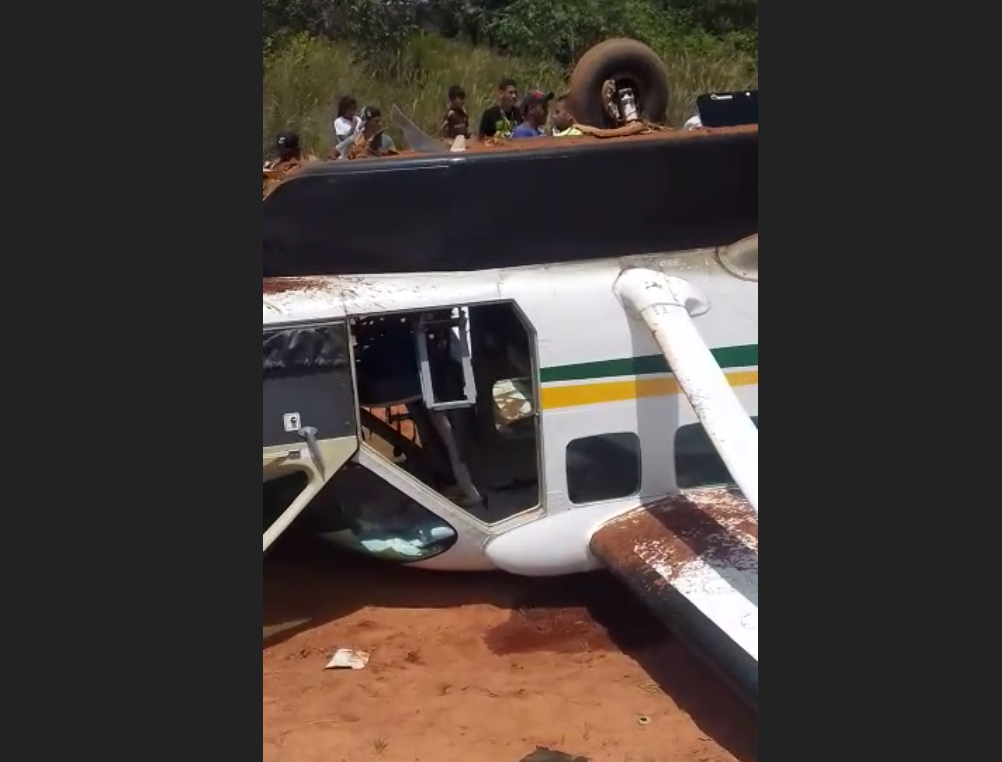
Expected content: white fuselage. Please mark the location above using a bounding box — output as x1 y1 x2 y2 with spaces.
263 247 758 574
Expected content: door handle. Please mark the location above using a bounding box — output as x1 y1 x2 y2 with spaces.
298 425 325 478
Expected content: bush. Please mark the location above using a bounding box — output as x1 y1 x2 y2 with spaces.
262 32 756 158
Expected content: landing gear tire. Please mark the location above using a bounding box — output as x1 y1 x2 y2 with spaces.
568 38 671 128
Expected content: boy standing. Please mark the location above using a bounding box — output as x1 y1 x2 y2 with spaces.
441 85 471 139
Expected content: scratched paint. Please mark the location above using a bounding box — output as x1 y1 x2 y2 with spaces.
590 486 758 659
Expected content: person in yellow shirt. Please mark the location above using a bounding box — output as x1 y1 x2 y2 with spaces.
551 95 584 137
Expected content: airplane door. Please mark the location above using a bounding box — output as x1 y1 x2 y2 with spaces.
263 321 359 552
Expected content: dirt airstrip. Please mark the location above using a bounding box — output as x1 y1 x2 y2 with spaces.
264 537 757 762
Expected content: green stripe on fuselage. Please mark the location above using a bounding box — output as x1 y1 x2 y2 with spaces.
539 344 758 384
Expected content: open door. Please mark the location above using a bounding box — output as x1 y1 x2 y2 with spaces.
263 321 359 552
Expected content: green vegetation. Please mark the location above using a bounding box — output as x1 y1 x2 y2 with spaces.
263 0 758 157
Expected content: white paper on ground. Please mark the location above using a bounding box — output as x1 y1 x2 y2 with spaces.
325 648 370 670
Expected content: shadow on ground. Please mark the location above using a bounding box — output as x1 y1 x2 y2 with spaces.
264 534 757 762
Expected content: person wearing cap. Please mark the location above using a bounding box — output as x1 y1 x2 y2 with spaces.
511 91 553 139
478 78 522 140
334 105 398 159
264 130 308 170
264 130 317 198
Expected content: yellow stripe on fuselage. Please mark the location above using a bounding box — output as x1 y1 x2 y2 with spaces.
540 369 759 410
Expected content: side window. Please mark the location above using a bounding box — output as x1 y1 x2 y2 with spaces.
675 417 759 489
566 433 642 504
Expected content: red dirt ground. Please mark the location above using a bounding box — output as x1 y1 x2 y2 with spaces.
264 538 757 762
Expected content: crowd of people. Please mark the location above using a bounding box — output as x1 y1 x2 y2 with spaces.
265 77 592 172
449 78 583 141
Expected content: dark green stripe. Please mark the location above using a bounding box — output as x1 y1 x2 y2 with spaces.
540 344 758 384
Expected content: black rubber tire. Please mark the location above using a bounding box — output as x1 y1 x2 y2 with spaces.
568 38 671 127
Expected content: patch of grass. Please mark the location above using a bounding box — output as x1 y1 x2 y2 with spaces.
372 736 389 756
263 32 756 158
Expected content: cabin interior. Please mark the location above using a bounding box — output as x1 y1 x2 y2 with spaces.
352 302 540 525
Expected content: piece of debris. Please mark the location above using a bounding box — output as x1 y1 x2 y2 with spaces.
391 105 447 154
493 378 533 424
450 135 467 152
517 747 589 762
325 648 370 670
637 715 651 726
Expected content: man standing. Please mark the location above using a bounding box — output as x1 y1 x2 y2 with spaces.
511 91 553 138
478 78 521 140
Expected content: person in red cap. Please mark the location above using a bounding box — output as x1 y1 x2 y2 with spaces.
511 91 553 138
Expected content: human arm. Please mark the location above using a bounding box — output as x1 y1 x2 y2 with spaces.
333 132 359 159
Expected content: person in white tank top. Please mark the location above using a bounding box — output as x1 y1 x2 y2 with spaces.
333 95 362 142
